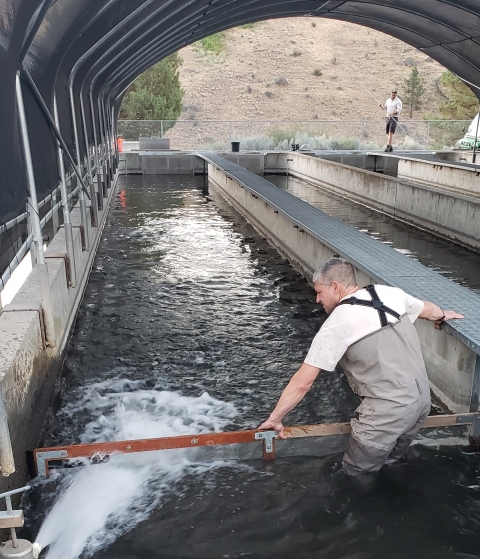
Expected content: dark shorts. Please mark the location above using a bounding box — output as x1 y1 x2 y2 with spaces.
386 117 398 134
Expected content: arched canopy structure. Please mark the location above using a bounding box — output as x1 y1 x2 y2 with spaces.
1 0 480 277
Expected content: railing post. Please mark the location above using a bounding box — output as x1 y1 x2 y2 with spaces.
80 94 100 214
15 72 56 347
53 94 77 288
90 90 107 199
69 82 95 238
51 188 59 234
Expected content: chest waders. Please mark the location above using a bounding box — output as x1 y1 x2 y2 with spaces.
336 285 431 475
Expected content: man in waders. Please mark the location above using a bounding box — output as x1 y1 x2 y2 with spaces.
259 258 464 476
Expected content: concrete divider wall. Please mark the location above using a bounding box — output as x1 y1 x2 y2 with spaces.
287 153 480 251
208 164 479 414
0 175 118 491
397 157 480 196
121 152 265 175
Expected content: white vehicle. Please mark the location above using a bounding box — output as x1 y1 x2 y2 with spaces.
459 113 480 149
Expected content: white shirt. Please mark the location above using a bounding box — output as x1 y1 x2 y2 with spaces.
385 97 402 118
304 285 424 371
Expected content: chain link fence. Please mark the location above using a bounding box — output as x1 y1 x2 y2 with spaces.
117 119 471 151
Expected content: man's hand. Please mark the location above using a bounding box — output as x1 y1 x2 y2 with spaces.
258 418 286 439
434 309 464 330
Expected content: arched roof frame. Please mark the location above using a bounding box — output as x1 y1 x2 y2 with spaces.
1 0 480 225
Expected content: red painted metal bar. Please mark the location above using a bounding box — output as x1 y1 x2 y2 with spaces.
33 414 479 478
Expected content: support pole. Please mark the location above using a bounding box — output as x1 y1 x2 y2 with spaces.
20 68 92 250
69 82 98 228
15 73 56 348
53 94 77 287
90 92 107 198
81 93 103 210
80 94 101 212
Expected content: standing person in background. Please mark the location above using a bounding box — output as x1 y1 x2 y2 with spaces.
379 90 402 152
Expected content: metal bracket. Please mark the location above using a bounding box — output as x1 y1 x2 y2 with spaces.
255 431 278 460
36 450 68 479
456 414 480 445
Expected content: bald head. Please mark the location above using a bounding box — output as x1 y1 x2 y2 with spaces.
313 258 357 288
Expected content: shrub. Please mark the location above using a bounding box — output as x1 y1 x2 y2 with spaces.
199 32 226 54
119 53 184 128
313 68 322 76
292 49 303 57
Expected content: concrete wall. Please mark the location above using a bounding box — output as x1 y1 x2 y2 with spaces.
120 152 265 175
397 157 480 196
287 153 480 251
316 153 399 176
0 175 118 491
208 164 479 414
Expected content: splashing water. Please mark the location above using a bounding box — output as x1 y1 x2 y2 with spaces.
34 378 240 559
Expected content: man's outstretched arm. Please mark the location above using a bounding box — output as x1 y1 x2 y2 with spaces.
258 362 321 439
419 301 464 330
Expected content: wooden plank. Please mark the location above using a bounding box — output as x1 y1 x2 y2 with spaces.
34 413 477 477
0 511 23 529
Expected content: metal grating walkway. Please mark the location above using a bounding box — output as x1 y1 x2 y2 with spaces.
198 152 480 355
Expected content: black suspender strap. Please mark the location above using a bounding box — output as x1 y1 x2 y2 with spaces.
338 285 400 327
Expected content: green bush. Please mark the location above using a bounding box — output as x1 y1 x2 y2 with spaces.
119 53 184 131
313 68 322 76
199 32 226 54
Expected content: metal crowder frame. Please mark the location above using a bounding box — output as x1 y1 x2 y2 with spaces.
33 413 480 479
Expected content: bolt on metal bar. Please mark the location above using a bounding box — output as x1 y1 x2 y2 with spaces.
15 72 56 347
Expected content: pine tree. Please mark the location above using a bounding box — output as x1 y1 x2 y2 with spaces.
437 72 478 119
119 53 184 133
403 66 425 118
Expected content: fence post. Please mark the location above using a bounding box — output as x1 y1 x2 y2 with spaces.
161 120 164 138
427 121 430 148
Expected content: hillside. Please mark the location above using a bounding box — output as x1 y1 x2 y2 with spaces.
166 18 448 149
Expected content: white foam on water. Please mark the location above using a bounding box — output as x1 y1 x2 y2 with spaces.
35 378 240 559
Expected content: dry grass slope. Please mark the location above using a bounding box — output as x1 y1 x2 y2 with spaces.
169 18 447 148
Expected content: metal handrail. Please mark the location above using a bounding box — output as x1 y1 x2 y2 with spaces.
0 150 99 294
